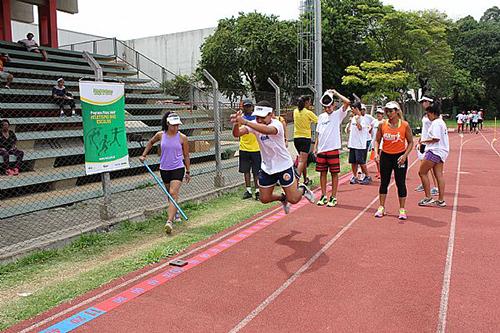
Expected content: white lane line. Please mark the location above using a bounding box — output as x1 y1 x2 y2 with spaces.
436 134 464 333
229 158 419 333
480 132 500 157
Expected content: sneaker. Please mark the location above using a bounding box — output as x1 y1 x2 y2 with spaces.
349 176 357 184
254 191 260 201
418 197 435 206
164 221 173 234
59 111 65 118
6 168 14 176
174 212 182 223
374 206 386 218
71 110 76 117
4 85 10 89
12 167 19 176
415 184 424 192
326 196 337 207
304 177 312 186
298 183 315 203
359 176 372 185
280 195 291 214
434 200 447 207
242 191 252 199
430 187 439 196
317 195 328 206
398 208 407 220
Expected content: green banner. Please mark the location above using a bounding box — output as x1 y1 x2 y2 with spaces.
79 81 129 175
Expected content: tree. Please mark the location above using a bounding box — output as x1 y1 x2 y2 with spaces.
198 12 297 100
161 75 196 101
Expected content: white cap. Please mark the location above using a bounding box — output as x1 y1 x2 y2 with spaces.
418 96 433 103
384 101 400 110
320 91 334 107
361 103 367 110
57 78 64 82
252 106 273 117
375 107 384 114
167 114 182 125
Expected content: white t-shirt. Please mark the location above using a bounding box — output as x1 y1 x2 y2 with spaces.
348 115 369 149
247 118 293 174
316 106 349 153
472 114 479 123
421 115 432 141
456 114 464 124
425 118 449 161
363 114 375 142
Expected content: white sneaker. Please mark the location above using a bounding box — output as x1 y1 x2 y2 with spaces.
299 183 315 203
415 184 424 192
164 221 173 234
431 187 439 196
174 212 182 223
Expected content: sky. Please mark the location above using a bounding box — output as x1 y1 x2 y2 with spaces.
55 0 499 40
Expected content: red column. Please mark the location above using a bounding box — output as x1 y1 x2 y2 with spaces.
38 0 58 48
0 0 13 42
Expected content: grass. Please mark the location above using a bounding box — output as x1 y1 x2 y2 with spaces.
0 158 349 330
445 119 498 128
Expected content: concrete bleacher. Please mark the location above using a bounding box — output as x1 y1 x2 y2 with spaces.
0 40 237 219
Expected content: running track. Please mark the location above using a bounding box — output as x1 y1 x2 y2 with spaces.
6 130 500 333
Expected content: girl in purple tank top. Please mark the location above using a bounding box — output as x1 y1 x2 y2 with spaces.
140 112 191 234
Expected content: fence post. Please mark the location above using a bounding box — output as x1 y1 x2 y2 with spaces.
83 51 114 220
202 69 225 188
92 40 97 54
267 78 281 117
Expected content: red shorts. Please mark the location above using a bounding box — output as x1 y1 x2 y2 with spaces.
315 149 340 173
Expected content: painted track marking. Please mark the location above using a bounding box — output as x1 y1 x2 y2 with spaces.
480 131 500 157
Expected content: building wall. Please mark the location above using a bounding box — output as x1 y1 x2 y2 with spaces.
124 27 215 77
12 20 104 46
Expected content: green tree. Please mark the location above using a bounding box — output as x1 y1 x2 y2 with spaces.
198 12 297 100
161 75 195 101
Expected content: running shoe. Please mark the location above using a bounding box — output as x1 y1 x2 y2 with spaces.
374 206 386 218
359 176 372 185
398 208 407 220
418 197 435 206
12 167 19 176
164 221 173 234
255 191 260 201
415 184 424 192
434 200 447 207
280 194 291 214
242 191 252 199
299 183 316 203
349 176 357 184
430 187 439 196
304 177 312 186
327 196 337 207
317 195 328 206
174 212 182 223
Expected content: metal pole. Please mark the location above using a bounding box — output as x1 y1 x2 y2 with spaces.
314 0 322 116
202 69 225 187
113 37 118 58
83 51 113 220
267 78 281 117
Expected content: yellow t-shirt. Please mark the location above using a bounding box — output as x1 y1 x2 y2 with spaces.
293 108 318 139
239 128 260 152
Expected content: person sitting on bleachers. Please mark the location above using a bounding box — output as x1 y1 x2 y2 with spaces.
18 32 48 62
1 119 24 176
52 78 76 117
0 53 13 89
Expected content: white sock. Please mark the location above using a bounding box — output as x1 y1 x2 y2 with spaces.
246 187 252 194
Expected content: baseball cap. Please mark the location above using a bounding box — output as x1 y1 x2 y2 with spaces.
242 99 253 106
252 105 273 117
384 101 400 110
320 91 334 107
418 96 433 103
166 114 182 125
375 107 384 114
361 104 367 110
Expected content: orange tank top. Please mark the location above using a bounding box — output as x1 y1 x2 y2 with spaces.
381 120 408 154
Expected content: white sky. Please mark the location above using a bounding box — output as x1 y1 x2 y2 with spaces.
56 0 499 40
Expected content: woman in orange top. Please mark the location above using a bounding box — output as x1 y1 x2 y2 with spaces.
373 101 414 220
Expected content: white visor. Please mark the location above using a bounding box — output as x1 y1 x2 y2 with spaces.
252 106 273 117
167 114 182 125
418 96 433 103
384 101 400 110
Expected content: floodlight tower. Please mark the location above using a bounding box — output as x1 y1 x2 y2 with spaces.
297 0 322 115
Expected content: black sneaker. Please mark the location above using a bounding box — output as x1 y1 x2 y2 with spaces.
255 191 260 201
242 191 252 199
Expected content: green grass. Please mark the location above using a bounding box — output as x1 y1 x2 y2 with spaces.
0 159 349 330
445 119 498 128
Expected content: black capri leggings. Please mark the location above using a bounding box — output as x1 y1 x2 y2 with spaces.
379 151 407 198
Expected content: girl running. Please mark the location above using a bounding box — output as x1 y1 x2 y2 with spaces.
140 112 191 234
373 101 414 220
293 95 317 185
231 101 315 214
418 102 449 207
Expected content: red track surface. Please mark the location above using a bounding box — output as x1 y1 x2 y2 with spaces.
7 131 500 333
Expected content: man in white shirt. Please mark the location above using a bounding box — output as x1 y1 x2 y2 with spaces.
456 111 465 133
18 33 48 61
347 101 372 185
313 89 350 207
231 101 315 213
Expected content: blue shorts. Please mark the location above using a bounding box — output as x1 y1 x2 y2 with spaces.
258 166 297 188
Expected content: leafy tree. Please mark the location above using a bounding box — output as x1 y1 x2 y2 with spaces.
161 74 196 101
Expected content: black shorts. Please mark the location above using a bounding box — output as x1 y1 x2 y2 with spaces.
294 138 311 154
348 148 367 164
258 166 297 188
478 119 483 124
160 167 185 184
239 150 261 175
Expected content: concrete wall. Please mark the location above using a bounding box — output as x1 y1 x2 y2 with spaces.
124 27 215 77
12 20 104 46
